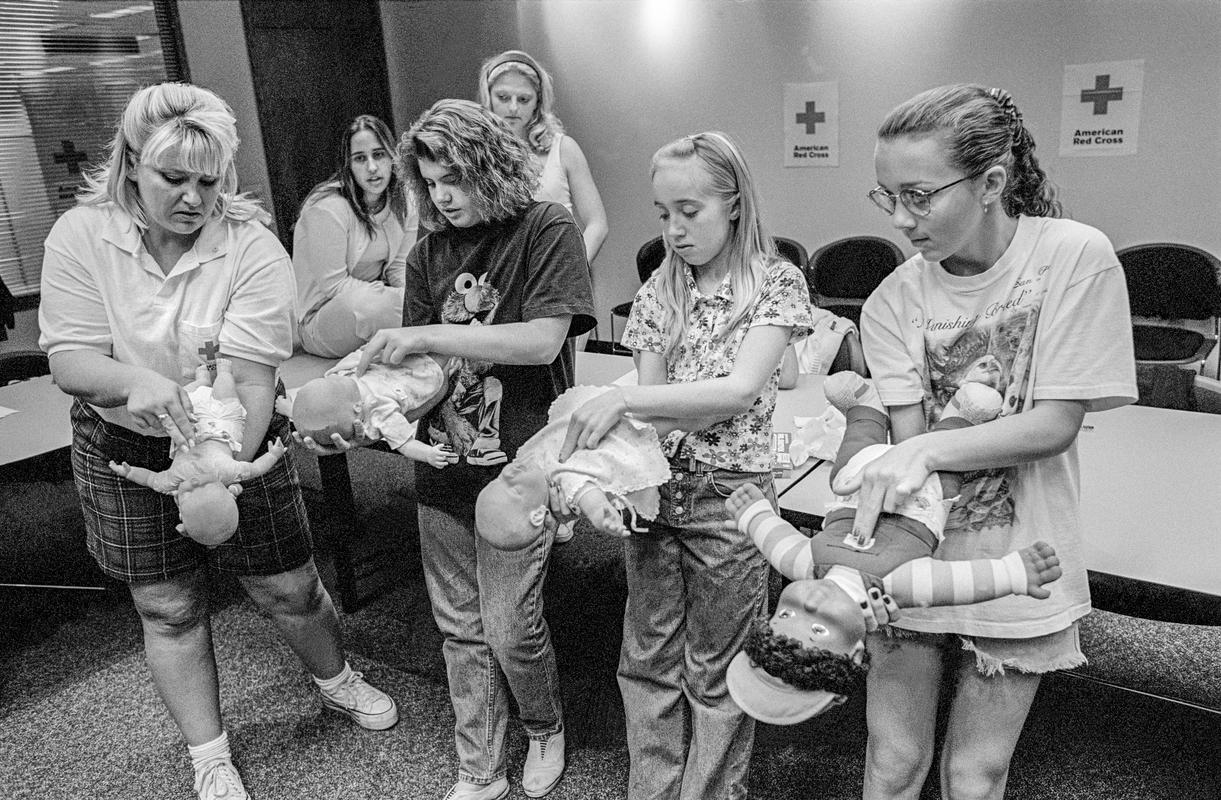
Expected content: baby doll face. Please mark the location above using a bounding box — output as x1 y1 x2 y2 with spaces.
771 580 868 659
176 480 240 547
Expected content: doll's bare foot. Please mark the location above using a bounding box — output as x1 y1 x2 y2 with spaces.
824 372 884 415
590 507 627 538
725 483 768 524
1021 541 1062 599
194 364 212 386
211 358 239 398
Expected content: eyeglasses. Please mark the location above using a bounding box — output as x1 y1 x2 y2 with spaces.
867 169 985 217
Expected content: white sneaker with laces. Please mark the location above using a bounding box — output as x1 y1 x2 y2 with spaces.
442 777 510 800
553 520 576 544
318 670 399 730
194 758 249 800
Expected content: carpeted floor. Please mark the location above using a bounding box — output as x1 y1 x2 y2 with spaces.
2 444 1218 799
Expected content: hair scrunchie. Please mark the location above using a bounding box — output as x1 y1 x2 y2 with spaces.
987 87 1023 130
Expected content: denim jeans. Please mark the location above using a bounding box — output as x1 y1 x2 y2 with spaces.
418 494 563 784
618 462 772 800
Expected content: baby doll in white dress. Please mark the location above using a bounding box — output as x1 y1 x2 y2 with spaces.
475 385 676 550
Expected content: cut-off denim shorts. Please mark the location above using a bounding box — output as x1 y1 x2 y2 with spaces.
881 623 1085 676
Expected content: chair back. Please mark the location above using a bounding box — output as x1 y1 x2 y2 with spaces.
1118 243 1221 371
806 236 904 325
1118 243 1221 321
636 235 667 284
773 236 808 269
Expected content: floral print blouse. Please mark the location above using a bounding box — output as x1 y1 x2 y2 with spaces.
622 257 813 472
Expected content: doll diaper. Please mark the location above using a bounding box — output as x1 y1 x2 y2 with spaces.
186 386 245 454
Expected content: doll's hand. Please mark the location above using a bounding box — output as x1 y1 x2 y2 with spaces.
109 460 132 477
267 437 288 460
546 480 580 526
292 430 355 456
862 587 900 632
426 444 458 469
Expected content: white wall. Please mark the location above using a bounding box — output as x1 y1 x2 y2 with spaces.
382 0 1221 338
176 0 276 233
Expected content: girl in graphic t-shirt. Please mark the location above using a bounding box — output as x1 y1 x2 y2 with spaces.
849 85 1136 799
350 99 595 800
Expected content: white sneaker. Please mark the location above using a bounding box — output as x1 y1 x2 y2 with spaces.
442 778 510 800
522 730 566 797
194 758 249 800
553 520 576 544
318 670 399 730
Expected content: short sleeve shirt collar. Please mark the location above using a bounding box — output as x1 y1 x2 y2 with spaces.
100 207 230 278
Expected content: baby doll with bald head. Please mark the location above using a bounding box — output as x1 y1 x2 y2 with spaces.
109 359 286 546
282 347 459 468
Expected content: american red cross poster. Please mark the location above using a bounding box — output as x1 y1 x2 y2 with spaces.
1059 59 1144 157
784 82 838 168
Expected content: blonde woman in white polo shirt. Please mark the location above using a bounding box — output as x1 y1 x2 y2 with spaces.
38 83 397 800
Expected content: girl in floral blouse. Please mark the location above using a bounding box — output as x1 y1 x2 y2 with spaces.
558 131 813 800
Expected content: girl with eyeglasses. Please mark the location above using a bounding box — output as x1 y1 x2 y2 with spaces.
849 85 1136 799
293 114 419 357
558 131 813 799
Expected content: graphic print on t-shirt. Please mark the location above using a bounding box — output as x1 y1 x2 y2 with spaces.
920 277 1046 534
428 272 507 466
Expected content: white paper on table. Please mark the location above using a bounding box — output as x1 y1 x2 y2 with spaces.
791 406 846 462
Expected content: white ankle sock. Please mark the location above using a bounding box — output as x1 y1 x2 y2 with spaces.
188 731 232 772
313 661 353 693
824 372 884 415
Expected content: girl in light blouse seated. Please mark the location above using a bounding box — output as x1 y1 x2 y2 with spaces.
293 114 418 357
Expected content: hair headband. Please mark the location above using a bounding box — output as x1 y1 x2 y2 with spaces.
487 53 542 86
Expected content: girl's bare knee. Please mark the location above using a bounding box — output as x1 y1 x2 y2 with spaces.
133 590 208 637
941 758 1009 800
244 567 327 618
866 734 933 794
